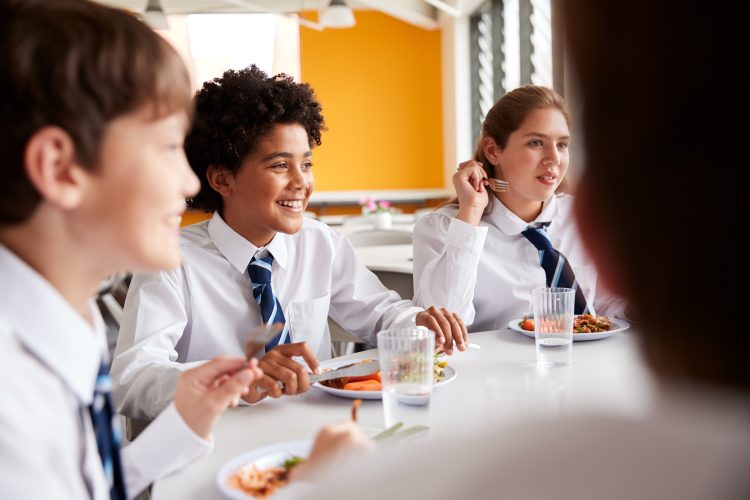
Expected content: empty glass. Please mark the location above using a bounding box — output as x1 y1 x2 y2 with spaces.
532 287 575 366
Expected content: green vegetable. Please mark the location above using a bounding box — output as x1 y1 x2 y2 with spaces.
283 456 304 470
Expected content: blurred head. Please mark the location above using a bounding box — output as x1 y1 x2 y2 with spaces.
566 2 745 390
0 0 199 270
185 66 325 245
475 86 571 207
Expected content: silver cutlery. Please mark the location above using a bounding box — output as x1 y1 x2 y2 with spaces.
488 177 510 193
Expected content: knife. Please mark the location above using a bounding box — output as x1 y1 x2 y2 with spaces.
309 359 380 384
258 359 380 393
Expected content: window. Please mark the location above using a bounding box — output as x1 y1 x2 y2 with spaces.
469 0 554 142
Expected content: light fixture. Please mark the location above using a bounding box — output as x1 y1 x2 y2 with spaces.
143 0 169 31
320 0 356 29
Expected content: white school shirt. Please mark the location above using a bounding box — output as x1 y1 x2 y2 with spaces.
112 213 421 420
0 245 210 500
413 193 625 332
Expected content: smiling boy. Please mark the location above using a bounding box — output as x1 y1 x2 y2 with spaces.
111 66 468 419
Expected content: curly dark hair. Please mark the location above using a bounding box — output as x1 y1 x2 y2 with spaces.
185 65 325 213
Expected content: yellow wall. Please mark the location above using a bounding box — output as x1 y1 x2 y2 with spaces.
300 11 444 190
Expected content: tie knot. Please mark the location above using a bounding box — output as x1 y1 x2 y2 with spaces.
521 226 554 251
248 254 274 285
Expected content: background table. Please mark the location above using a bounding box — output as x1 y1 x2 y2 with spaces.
153 328 655 499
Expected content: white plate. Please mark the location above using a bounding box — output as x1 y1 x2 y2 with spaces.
507 316 630 341
217 439 312 499
312 358 457 400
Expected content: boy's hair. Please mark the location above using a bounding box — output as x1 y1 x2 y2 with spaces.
0 0 192 225
185 65 326 213
566 2 744 389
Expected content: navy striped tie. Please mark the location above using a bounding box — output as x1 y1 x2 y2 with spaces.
247 254 291 351
521 224 589 314
89 361 126 500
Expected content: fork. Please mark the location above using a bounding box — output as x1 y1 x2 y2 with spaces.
243 322 283 361
488 177 510 193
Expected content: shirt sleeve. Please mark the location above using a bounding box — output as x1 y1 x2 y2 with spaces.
121 403 212 499
327 234 423 347
110 270 204 420
412 212 488 326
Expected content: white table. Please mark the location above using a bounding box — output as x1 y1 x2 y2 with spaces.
152 329 655 499
352 244 413 274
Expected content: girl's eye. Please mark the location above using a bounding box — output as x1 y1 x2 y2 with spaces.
528 139 543 147
272 163 288 169
557 142 569 151
303 162 313 169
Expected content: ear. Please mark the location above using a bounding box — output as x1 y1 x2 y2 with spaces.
574 179 624 295
481 136 502 166
23 126 87 210
206 165 235 197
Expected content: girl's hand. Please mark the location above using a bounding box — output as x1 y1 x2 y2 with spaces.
453 160 489 225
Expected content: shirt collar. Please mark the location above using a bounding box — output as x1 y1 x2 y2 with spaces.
0 245 102 405
486 194 560 235
207 212 288 273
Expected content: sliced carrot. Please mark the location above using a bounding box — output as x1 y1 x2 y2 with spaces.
345 370 381 383
344 379 382 391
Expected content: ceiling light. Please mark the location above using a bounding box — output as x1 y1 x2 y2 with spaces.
320 0 356 29
143 0 169 31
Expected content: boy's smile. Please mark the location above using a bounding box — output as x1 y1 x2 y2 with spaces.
220 123 314 247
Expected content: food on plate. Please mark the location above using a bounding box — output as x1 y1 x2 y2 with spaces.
573 314 612 333
518 314 612 334
320 359 382 391
519 317 535 331
433 354 448 383
227 455 304 498
320 357 448 391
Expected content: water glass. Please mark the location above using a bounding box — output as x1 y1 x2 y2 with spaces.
532 287 575 366
377 327 435 429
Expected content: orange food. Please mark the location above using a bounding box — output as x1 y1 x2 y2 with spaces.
345 371 381 383
343 379 382 391
520 318 535 331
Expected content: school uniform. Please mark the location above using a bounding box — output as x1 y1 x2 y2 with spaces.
111 213 421 420
0 245 210 500
413 193 625 332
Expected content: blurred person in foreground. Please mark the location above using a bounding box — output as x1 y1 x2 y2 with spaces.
279 2 750 499
0 1 262 498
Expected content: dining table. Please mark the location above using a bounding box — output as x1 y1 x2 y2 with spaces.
152 327 655 499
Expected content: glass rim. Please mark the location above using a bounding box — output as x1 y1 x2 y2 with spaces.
531 286 576 296
376 325 434 341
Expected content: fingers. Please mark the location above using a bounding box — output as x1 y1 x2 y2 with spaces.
441 307 466 352
416 308 468 355
190 356 248 384
258 342 319 395
455 160 488 192
416 310 445 347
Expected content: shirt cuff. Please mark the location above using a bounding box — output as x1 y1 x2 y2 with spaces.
446 218 488 253
122 403 212 497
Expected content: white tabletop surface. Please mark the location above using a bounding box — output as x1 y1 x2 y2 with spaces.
352 244 413 274
152 328 655 500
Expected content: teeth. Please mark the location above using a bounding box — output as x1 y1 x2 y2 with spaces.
539 176 555 180
276 200 302 209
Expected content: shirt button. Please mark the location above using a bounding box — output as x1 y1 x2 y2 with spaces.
464 236 474 244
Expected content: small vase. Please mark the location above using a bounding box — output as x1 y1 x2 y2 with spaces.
374 211 393 230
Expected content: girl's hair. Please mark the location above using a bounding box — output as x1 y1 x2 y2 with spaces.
474 84 570 180
0 0 192 225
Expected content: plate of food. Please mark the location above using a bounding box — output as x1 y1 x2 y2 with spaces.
313 356 457 400
507 314 630 341
218 439 311 499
